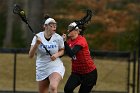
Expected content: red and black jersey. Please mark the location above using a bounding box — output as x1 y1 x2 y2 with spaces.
67 35 96 74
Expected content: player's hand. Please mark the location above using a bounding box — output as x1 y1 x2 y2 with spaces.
50 55 56 61
35 35 42 45
50 52 60 61
62 33 67 41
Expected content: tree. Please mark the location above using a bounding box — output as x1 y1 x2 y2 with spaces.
3 0 14 47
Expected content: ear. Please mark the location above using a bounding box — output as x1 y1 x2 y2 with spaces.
76 29 80 34
79 29 82 32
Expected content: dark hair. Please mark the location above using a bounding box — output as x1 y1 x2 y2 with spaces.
42 14 50 24
41 14 50 31
44 14 50 20
75 21 86 35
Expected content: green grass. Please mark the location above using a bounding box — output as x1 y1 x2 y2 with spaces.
0 54 137 92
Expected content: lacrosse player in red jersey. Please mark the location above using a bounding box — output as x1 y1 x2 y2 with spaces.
62 21 97 93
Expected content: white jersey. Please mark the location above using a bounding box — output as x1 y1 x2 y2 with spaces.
31 32 65 81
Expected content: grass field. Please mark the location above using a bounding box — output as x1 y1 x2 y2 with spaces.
0 53 137 93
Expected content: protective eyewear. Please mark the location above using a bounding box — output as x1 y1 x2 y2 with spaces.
45 22 57 27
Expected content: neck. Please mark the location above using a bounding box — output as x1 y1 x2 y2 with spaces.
44 30 53 39
71 34 78 40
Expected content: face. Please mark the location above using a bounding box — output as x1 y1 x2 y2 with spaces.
44 22 57 32
67 24 80 37
67 29 79 39
43 22 57 37
48 22 57 28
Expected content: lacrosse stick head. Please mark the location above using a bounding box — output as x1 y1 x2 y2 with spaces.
13 4 28 23
68 9 93 35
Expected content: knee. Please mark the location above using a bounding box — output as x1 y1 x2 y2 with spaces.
49 84 57 92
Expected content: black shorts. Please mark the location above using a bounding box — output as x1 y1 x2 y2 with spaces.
64 68 98 93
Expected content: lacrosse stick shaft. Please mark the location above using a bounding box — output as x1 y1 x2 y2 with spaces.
25 22 52 56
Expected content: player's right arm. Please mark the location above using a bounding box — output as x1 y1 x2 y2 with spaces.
29 36 42 58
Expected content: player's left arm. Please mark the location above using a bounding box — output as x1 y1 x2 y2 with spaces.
64 41 82 58
50 36 65 60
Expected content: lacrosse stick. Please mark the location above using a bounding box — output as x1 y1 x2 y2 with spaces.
13 4 52 56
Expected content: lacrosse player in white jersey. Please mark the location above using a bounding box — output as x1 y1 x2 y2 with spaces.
29 15 65 93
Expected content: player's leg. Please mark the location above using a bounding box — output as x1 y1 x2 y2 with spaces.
49 72 62 93
79 69 97 93
38 78 50 93
64 73 81 93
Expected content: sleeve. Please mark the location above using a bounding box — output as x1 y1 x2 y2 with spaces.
72 45 82 54
31 36 37 45
64 41 82 58
58 36 64 49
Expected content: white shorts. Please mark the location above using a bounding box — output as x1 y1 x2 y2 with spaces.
36 58 65 81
